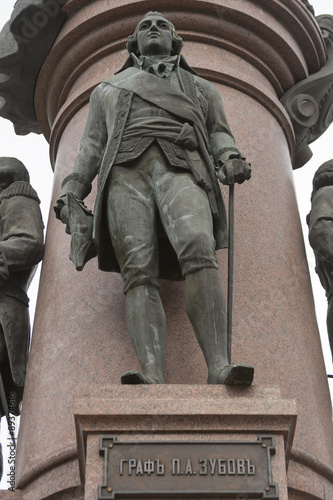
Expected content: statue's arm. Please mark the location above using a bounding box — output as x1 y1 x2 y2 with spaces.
308 186 333 265
0 183 44 282
205 82 251 185
67 86 107 194
54 85 108 228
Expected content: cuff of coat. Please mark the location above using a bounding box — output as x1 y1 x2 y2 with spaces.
60 173 92 200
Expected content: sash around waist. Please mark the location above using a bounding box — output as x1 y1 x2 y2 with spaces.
122 116 183 142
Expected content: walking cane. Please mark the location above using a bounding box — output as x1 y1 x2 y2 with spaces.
227 183 235 365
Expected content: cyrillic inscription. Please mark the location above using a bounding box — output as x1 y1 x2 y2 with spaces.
99 436 278 499
119 458 165 476
117 456 256 477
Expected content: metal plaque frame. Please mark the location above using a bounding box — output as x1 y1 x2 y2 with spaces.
98 435 278 499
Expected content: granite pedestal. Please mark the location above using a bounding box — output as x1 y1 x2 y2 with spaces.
9 1 333 498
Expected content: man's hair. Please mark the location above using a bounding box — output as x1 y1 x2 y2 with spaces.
127 11 184 56
312 160 333 197
0 157 30 188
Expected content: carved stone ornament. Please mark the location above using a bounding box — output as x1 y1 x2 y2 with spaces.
281 15 333 169
0 0 67 135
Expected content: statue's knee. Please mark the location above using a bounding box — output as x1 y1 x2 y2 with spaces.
124 277 160 295
177 233 217 275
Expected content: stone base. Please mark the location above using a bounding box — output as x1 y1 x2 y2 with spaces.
0 492 17 498
74 385 296 500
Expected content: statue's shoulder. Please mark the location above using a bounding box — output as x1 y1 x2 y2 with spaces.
192 73 218 94
312 185 333 203
186 73 217 109
311 185 333 216
90 72 125 94
102 67 140 87
89 73 126 102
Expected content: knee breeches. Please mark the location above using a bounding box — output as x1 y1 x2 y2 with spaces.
106 145 218 293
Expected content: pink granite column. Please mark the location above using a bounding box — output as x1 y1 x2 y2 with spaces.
14 1 333 498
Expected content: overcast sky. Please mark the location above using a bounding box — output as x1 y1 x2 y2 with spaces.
0 0 332 488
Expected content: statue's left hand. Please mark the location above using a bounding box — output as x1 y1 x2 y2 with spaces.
217 158 252 185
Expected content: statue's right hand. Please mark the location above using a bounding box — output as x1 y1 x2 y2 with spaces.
54 196 71 233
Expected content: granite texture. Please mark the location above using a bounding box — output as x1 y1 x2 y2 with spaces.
11 1 333 499
75 386 295 500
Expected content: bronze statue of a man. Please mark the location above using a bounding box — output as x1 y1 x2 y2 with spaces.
55 12 253 385
0 157 44 480
0 156 44 420
308 160 333 360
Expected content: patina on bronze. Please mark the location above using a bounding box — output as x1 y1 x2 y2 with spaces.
308 159 333 361
0 158 44 413
0 157 44 479
54 12 253 386
98 435 278 499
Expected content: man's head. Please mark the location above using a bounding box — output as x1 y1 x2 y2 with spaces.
127 12 183 57
312 160 333 198
0 157 29 194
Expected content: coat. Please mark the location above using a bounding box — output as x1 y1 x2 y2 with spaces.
308 185 333 300
61 56 240 278
308 184 333 360
0 181 44 415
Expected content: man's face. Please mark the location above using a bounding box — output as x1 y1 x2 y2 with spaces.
136 15 173 57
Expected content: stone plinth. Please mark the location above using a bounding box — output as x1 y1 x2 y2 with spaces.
0 492 18 499
12 1 333 499
76 386 296 500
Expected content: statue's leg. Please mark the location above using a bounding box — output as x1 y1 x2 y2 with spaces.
155 167 253 385
124 284 165 383
184 267 228 371
184 269 253 385
106 159 166 384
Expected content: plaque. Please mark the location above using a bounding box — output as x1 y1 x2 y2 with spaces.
98 435 278 499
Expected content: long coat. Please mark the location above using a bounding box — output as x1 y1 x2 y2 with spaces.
308 185 333 269
0 181 44 415
308 184 333 360
308 185 333 298
63 58 239 278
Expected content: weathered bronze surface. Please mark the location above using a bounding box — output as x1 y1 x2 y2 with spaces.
55 11 254 386
0 157 44 480
308 159 333 360
99 436 278 499
0 157 44 417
